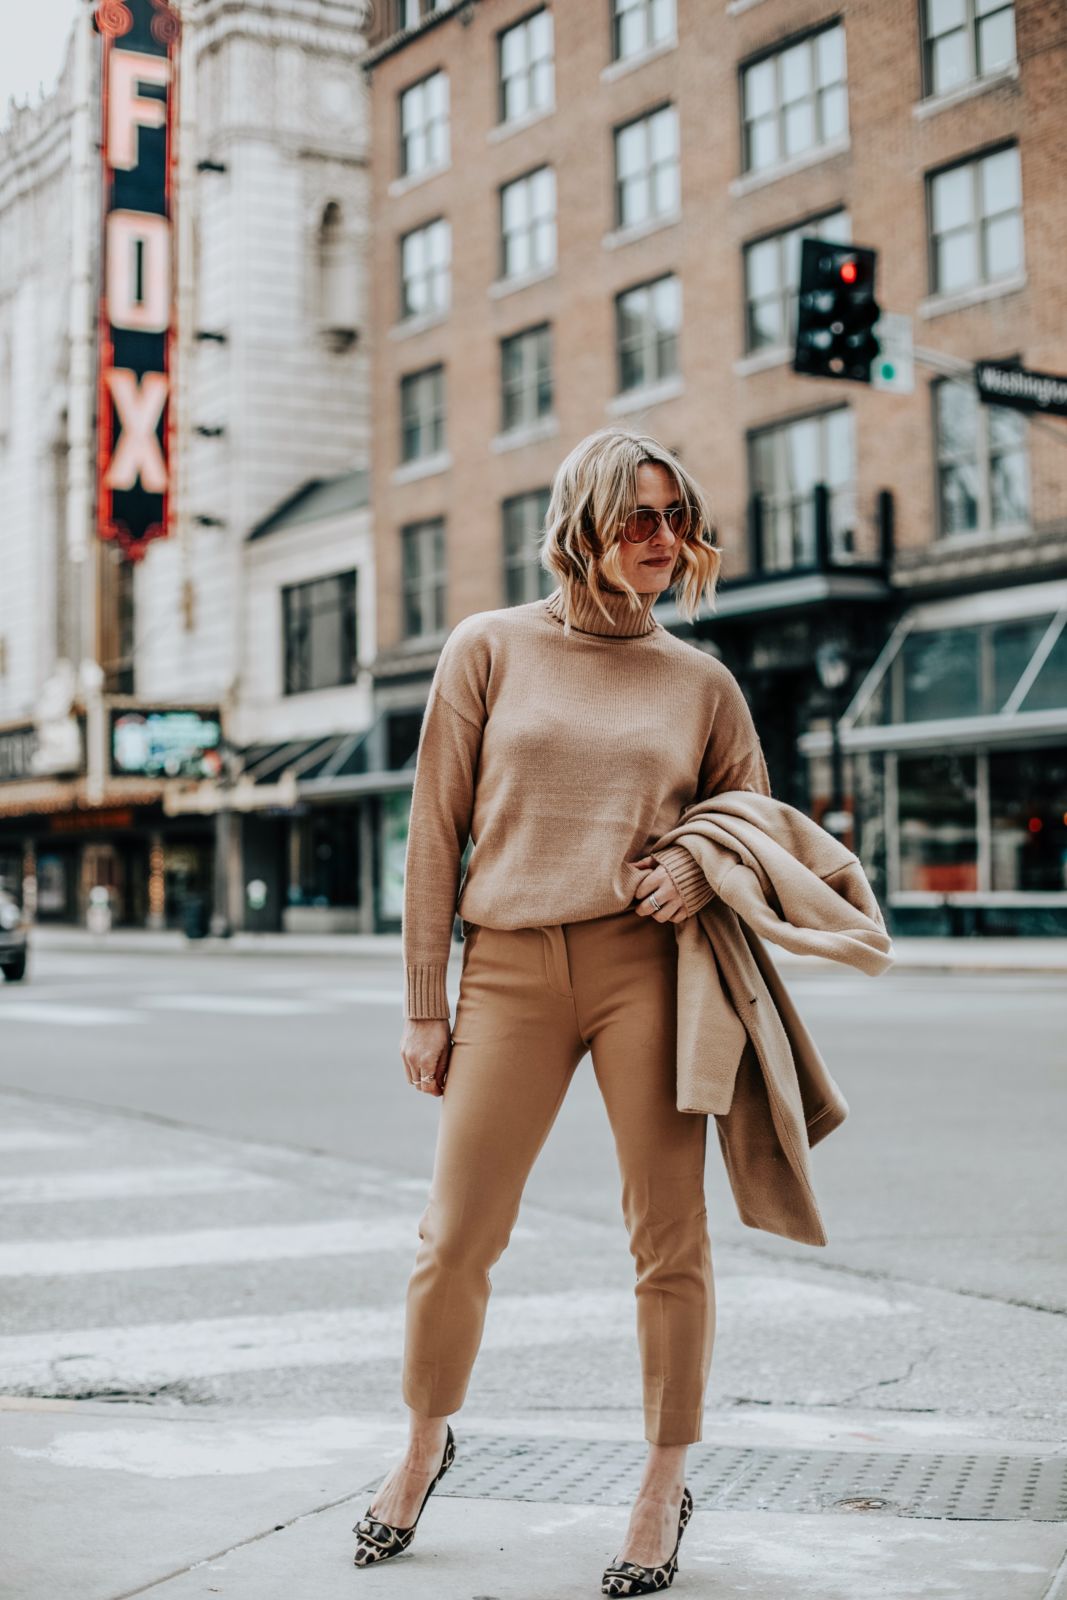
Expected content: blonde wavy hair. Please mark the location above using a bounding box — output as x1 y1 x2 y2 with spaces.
540 426 722 635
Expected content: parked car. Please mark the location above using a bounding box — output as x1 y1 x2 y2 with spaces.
0 887 28 982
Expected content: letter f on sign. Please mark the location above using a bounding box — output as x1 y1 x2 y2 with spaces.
108 52 170 172
104 369 169 494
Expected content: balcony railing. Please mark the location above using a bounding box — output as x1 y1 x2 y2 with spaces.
746 484 894 579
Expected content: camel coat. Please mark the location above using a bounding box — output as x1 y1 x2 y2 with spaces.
647 792 895 1248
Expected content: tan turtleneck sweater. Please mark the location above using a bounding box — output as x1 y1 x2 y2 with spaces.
402 582 772 1020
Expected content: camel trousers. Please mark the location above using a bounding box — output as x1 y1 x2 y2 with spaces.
401 906 715 1446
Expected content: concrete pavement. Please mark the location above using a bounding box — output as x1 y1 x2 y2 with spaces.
4 1395 1065 1600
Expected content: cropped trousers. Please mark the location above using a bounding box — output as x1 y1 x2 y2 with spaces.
401 907 715 1446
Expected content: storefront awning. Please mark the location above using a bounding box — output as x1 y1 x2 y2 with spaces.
799 578 1067 757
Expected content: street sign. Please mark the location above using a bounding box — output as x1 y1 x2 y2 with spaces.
975 360 1067 418
870 311 914 394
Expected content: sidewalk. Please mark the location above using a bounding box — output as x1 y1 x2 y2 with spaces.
24 922 1067 973
3 1395 1065 1600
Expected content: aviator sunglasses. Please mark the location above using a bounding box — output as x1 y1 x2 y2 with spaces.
620 504 693 544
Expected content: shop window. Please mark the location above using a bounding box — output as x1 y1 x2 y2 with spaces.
498 8 554 124
744 209 850 354
288 810 358 908
282 571 358 695
990 746 1067 892
503 488 552 605
740 23 848 176
612 0 675 63
850 610 1063 730
898 752 978 892
1019 623 1067 714
900 626 981 722
921 0 1016 99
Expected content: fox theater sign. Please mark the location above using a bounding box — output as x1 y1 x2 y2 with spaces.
95 0 181 560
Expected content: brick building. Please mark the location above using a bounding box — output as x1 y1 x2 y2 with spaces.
360 0 1067 936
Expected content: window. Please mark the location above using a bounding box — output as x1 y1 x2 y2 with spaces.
501 324 553 432
612 0 675 62
922 0 1016 98
851 611 1067 731
749 408 855 570
283 571 358 695
400 218 450 320
500 166 556 278
741 24 847 175
615 274 680 393
934 376 1029 537
401 518 446 639
503 489 553 604
400 365 446 462
499 8 554 123
395 0 450 27
614 104 679 229
898 752 978 892
399 70 449 179
744 210 850 353
928 145 1023 296
990 747 1067 892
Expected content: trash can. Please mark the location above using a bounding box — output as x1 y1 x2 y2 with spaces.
182 894 210 940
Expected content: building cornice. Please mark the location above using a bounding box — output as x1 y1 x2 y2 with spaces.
361 0 475 75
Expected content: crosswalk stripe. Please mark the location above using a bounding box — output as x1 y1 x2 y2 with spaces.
0 1002 140 1026
0 1165 280 1205
0 1217 426 1278
137 995 326 1017
0 1130 87 1152
0 1289 637 1389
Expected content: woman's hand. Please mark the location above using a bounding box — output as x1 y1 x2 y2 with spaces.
629 855 689 924
400 1018 452 1097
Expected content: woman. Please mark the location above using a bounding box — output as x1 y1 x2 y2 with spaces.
353 426 771 1594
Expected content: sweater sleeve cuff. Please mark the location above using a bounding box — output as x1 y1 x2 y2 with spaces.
651 845 716 918
405 964 451 1021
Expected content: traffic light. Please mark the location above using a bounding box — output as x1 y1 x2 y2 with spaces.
794 239 881 384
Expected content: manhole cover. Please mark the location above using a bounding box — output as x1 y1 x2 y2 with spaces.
378 1434 1067 1522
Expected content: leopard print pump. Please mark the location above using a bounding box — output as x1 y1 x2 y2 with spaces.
601 1484 693 1596
352 1424 456 1567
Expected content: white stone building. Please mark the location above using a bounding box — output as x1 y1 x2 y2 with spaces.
0 0 375 931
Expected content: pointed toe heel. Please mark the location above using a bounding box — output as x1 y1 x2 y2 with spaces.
352 1424 456 1567
601 1484 693 1596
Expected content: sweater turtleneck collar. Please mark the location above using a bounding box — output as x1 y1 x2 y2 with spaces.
544 582 661 638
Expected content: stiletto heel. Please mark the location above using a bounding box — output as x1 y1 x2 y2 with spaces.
352 1424 456 1566
601 1484 693 1596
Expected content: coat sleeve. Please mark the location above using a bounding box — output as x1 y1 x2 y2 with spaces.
402 621 489 1021
651 671 772 918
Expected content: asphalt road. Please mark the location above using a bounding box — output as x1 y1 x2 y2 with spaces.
0 944 1063 1439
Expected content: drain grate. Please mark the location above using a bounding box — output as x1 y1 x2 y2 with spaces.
387 1434 1067 1522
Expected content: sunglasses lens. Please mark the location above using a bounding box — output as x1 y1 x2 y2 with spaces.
622 506 692 541
627 510 657 542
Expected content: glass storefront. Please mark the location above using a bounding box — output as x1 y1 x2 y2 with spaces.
803 580 1067 935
